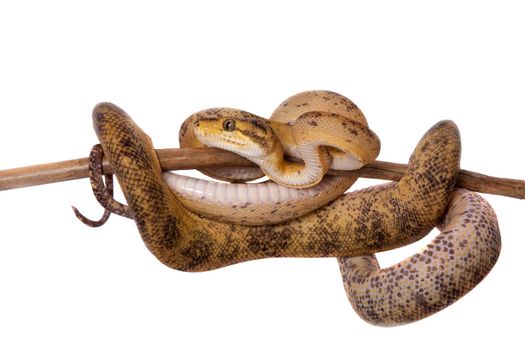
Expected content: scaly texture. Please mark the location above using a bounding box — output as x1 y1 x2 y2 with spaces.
171 90 377 223
163 173 357 225
93 103 459 271
338 189 500 326
72 144 132 226
179 90 380 188
269 90 378 172
89 101 501 325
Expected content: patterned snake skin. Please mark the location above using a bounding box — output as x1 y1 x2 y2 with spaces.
87 101 500 326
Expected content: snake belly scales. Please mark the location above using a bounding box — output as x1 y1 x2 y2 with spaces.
76 91 501 326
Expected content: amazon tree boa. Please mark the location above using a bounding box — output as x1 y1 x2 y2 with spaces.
76 91 500 326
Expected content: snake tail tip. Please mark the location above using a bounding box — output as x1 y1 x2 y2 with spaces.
71 204 111 228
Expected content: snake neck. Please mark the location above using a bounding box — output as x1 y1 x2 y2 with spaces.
257 141 331 188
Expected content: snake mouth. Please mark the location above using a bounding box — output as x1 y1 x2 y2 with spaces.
195 133 251 152
220 139 244 147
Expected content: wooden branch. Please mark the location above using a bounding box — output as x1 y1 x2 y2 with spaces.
330 162 525 199
0 147 524 199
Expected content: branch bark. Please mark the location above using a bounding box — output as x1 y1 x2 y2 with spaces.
1 147 524 199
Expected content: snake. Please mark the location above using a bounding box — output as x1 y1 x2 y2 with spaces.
178 90 380 188
75 92 501 326
166 91 378 225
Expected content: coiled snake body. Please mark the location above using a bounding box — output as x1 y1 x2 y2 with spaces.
79 91 500 326
168 91 379 225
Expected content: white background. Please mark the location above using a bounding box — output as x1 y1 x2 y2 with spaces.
1 1 524 349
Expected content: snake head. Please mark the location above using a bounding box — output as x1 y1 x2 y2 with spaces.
189 108 280 159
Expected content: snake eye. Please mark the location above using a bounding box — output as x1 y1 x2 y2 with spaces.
223 119 236 132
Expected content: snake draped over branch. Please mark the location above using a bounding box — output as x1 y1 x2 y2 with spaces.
76 91 501 326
